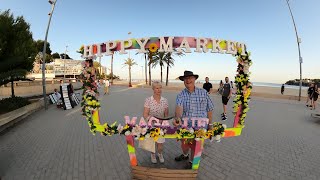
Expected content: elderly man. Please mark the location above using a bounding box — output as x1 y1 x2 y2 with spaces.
173 70 214 169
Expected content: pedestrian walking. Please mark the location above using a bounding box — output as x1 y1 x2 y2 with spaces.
306 84 313 107
218 80 224 95
221 77 232 121
104 79 110 95
311 84 319 110
281 84 285 95
203 77 213 94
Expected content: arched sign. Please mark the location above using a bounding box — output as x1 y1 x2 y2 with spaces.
79 36 252 170
80 36 247 58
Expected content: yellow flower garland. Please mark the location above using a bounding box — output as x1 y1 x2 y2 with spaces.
233 51 252 126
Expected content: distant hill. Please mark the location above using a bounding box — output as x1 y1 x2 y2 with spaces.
285 79 320 86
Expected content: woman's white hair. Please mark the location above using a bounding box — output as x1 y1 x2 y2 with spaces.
152 81 162 89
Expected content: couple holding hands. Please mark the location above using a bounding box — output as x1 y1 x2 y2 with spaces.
143 71 214 169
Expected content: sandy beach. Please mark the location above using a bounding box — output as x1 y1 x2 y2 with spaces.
112 80 311 102
0 80 311 103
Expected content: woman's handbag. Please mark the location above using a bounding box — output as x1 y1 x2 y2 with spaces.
138 138 155 153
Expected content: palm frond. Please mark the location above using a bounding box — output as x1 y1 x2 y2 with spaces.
123 57 138 67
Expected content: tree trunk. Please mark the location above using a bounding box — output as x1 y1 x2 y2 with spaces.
166 63 169 86
160 65 163 83
129 66 132 87
11 79 15 97
111 53 114 84
148 54 152 86
145 53 148 85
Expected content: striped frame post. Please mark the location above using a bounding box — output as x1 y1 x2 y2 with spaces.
192 139 204 170
126 135 138 166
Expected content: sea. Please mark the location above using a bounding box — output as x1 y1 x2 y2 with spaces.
130 79 308 90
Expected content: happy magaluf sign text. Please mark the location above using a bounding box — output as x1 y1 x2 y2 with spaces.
82 36 247 58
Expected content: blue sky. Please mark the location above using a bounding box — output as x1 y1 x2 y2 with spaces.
1 0 319 83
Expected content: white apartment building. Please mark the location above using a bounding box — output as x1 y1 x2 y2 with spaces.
28 59 107 80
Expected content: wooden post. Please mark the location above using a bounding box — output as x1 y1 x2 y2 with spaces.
126 135 138 166
192 139 204 170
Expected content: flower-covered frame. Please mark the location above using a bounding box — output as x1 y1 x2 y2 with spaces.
78 37 252 170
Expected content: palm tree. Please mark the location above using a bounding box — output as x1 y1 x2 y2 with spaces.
123 57 137 87
149 51 185 86
165 52 174 86
144 53 147 85
151 52 167 83
136 52 148 85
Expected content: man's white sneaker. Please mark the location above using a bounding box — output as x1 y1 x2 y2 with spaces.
151 153 157 164
158 153 164 163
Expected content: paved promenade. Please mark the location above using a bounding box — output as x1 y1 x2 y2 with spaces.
1 86 320 180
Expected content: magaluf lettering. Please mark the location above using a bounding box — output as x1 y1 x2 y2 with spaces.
82 36 247 58
124 116 209 128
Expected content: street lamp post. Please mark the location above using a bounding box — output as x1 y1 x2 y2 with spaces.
63 45 68 81
42 0 57 110
141 66 143 82
128 32 132 87
145 53 147 85
285 0 303 101
128 32 132 59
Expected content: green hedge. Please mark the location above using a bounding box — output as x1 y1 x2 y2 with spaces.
0 96 30 115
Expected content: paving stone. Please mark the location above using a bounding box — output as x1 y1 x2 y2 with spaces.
1 87 320 179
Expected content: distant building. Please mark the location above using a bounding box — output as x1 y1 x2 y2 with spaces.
53 59 82 78
28 59 107 80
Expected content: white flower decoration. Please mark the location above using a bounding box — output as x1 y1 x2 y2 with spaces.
188 128 194 134
132 125 141 136
141 128 147 135
124 131 131 136
160 129 164 136
215 135 221 141
135 135 140 140
117 124 123 133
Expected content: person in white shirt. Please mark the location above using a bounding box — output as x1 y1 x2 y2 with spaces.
96 80 101 89
54 88 63 108
54 88 61 100
104 79 110 95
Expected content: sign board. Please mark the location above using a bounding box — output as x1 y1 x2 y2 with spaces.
82 36 247 58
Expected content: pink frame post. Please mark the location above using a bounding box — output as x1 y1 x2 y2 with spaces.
233 104 242 127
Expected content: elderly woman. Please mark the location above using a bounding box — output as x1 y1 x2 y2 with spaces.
143 81 169 164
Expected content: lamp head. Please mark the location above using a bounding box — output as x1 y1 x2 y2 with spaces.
48 0 54 5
